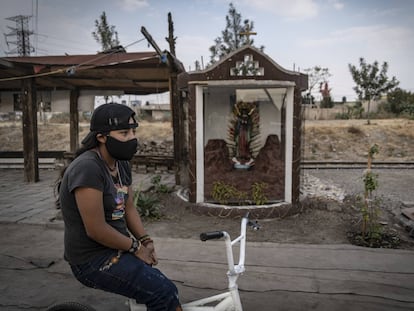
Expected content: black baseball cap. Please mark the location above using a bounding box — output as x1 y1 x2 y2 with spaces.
81 103 138 145
90 103 138 132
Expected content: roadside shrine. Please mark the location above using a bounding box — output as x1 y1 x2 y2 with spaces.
178 45 308 215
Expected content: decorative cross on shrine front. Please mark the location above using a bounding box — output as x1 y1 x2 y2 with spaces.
239 25 257 44
230 54 264 76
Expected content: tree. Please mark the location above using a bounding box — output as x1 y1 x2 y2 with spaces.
303 66 331 106
386 88 414 116
92 11 120 52
319 82 333 108
349 58 399 124
209 3 264 65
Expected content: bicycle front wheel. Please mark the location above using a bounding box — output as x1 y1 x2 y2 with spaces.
46 301 97 311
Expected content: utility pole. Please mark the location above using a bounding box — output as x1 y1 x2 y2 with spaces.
4 15 38 182
141 22 186 185
4 15 34 56
165 12 176 56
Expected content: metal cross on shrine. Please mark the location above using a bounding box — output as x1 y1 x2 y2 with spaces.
239 25 257 44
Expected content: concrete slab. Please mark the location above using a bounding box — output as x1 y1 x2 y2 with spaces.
2 223 414 311
1 169 414 310
402 207 414 221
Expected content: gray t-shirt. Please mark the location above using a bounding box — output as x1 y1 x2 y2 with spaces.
59 150 132 264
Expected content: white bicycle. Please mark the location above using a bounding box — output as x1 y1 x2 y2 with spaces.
130 213 260 311
46 214 259 311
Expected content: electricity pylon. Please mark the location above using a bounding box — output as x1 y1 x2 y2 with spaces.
4 15 34 56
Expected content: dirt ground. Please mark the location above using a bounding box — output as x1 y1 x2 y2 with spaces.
0 119 173 151
1 118 414 249
303 118 414 161
140 184 414 251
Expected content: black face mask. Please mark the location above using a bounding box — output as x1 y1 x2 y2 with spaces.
105 136 138 161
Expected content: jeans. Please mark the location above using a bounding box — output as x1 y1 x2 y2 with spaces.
70 250 180 311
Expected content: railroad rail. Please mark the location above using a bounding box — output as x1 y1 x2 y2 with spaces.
302 161 414 169
1 151 413 170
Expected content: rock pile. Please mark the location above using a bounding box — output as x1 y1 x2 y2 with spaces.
137 140 173 156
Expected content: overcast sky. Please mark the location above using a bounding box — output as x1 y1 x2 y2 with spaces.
1 0 413 101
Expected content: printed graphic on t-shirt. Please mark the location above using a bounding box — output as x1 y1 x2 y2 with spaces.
112 184 128 220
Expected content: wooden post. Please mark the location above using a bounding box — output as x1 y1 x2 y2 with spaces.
291 87 302 205
166 12 176 56
69 89 79 152
21 78 39 182
142 21 185 186
169 72 182 184
165 13 185 185
187 84 196 203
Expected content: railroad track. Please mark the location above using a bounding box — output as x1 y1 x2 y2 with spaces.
1 151 413 170
302 161 414 169
0 151 175 172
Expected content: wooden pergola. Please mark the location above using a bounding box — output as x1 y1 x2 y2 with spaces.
0 50 185 182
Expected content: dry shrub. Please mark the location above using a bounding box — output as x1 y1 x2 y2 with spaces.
347 126 363 135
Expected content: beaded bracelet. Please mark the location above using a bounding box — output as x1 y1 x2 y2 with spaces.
137 234 153 246
138 234 150 242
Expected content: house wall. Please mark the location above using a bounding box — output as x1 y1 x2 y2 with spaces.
303 100 381 120
152 110 170 121
51 90 95 112
303 106 346 120
0 90 112 114
0 92 13 112
138 104 171 121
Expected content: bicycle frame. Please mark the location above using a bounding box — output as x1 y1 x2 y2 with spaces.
129 215 256 311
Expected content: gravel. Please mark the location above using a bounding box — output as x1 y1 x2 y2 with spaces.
304 168 414 204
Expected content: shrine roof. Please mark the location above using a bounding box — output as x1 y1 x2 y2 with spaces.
179 45 308 91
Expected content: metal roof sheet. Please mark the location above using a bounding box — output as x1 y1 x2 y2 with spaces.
0 51 174 95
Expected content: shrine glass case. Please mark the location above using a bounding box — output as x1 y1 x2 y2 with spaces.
202 85 287 204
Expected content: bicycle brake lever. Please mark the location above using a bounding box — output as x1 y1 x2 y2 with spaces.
248 220 261 231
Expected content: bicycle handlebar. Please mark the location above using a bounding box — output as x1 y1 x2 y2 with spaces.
200 231 225 241
199 214 260 276
199 214 260 242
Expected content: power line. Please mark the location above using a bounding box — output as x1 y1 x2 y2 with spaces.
32 32 147 56
35 34 97 54
0 37 147 82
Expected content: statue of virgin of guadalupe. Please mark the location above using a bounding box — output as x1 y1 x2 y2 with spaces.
231 101 258 169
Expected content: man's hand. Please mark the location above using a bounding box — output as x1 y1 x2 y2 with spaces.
144 241 158 266
135 241 158 266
